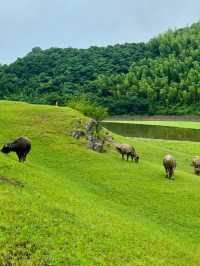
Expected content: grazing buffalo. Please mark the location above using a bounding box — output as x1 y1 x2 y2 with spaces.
192 156 200 175
163 154 176 179
115 143 139 163
1 137 31 162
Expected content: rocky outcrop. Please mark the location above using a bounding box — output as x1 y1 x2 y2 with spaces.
87 135 104 152
71 130 85 139
85 120 104 152
71 119 105 152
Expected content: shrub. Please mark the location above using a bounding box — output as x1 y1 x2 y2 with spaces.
68 96 108 122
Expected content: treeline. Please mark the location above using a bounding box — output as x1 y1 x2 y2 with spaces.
0 43 148 105
0 22 200 115
84 23 200 114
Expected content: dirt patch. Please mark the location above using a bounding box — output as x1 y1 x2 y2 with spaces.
0 240 46 265
0 176 24 187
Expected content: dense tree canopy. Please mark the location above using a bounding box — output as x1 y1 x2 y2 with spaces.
0 22 200 115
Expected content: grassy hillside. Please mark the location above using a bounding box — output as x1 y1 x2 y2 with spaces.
0 101 200 265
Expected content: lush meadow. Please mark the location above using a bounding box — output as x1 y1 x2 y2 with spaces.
0 101 200 265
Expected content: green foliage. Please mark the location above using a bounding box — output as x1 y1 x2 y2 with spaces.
68 95 108 121
1 22 200 115
0 43 146 105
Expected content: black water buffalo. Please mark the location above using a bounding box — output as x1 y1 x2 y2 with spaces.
1 137 31 162
163 154 176 179
192 156 200 175
115 143 139 163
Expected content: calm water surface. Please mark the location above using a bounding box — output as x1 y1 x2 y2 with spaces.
102 122 200 142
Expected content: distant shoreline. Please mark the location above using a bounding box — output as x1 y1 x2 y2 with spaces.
105 115 200 121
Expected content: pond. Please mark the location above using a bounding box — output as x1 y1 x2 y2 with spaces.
102 121 200 142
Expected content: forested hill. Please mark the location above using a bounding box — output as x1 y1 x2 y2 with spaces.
1 22 200 115
0 43 148 104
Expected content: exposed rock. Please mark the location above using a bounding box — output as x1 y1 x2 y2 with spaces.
87 136 104 152
71 130 85 139
72 119 107 152
85 120 104 152
85 120 98 135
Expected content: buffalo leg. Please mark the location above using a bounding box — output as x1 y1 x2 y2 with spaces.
22 154 26 162
195 168 200 175
23 151 28 162
127 154 129 161
16 152 21 162
122 153 125 160
169 167 174 179
17 152 24 163
164 166 168 178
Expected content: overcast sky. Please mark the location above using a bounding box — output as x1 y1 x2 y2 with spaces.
0 0 199 64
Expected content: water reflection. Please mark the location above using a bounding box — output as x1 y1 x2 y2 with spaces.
102 122 200 142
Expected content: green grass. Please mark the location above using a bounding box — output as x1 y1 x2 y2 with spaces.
0 101 200 265
105 120 200 129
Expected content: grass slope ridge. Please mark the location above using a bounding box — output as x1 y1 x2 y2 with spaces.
0 101 200 265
